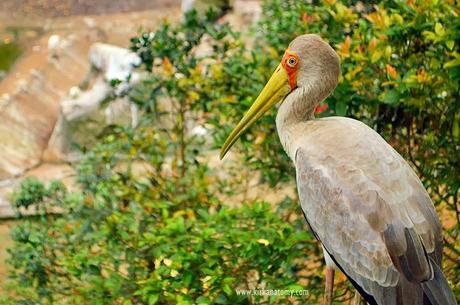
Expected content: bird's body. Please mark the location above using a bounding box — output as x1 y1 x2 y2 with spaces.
220 34 457 305
280 115 444 305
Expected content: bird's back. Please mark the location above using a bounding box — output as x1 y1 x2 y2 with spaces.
291 116 455 305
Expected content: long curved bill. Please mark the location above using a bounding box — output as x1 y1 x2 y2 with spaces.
220 64 291 159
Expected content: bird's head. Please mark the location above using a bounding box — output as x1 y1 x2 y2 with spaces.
220 34 340 159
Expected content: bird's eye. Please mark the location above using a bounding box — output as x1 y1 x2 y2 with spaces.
287 57 297 67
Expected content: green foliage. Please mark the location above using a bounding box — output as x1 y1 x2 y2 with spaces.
5 9 321 305
6 123 316 305
4 0 460 304
11 178 66 211
11 178 47 210
130 9 292 185
0 41 22 75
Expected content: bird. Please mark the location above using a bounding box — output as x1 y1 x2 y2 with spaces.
219 34 457 305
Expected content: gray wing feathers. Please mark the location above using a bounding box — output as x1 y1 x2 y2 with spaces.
293 117 455 305
383 225 431 283
421 257 457 305
296 150 400 290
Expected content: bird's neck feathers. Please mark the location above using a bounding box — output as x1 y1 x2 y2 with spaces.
275 82 329 160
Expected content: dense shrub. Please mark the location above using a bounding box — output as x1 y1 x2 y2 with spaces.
5 125 315 305
4 0 460 304
3 10 323 305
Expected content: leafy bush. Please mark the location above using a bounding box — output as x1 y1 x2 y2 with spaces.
11 178 48 210
4 0 460 304
6 123 318 305
129 9 293 186
11 178 66 211
256 0 460 295
4 10 323 305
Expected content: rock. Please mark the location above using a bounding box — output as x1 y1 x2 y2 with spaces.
104 97 139 127
233 0 261 25
89 43 141 84
83 17 96 28
0 3 182 217
68 86 81 98
181 0 195 14
63 42 141 123
0 81 60 180
45 42 142 160
61 77 111 121
48 35 62 59
0 93 11 106
48 35 60 52
42 113 71 162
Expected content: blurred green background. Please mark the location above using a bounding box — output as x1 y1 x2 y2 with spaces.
1 0 459 304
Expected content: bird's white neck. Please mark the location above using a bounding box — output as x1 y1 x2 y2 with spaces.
275 86 322 160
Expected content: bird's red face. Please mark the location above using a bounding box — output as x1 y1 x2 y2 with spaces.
281 50 329 115
281 50 300 90
220 34 340 159
219 50 300 159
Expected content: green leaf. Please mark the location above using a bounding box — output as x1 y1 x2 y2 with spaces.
335 100 347 116
444 57 460 68
214 294 228 304
286 283 306 292
177 297 193 305
453 115 459 139
148 294 159 305
434 22 444 36
371 51 382 63
196 296 211 305
383 90 399 104
223 284 233 296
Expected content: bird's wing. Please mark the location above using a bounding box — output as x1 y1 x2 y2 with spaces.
294 117 444 304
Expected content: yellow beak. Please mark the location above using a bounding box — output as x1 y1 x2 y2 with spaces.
220 64 291 159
